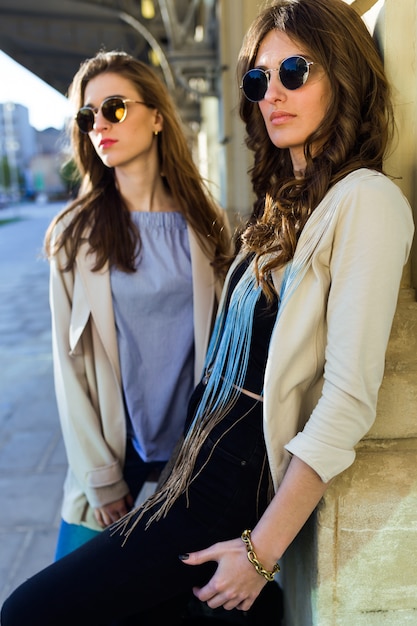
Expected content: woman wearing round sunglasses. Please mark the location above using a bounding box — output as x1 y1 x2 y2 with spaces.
37 50 232 562
1 1 413 624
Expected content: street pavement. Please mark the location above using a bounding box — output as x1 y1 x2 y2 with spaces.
0 201 67 607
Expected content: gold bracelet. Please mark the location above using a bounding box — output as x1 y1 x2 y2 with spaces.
241 529 280 582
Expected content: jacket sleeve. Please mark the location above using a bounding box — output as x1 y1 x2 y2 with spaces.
285 174 414 482
49 227 129 509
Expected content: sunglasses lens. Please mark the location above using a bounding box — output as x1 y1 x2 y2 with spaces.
76 108 95 133
242 69 268 102
280 56 309 90
101 98 127 124
75 98 128 133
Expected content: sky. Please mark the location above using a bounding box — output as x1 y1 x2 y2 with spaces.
0 50 72 131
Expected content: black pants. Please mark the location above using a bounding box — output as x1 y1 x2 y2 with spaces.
1 391 273 626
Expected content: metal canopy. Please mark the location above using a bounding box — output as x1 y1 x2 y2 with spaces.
0 0 219 122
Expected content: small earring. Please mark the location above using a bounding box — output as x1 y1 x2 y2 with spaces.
154 130 159 136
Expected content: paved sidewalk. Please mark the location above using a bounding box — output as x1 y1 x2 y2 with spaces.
0 201 67 607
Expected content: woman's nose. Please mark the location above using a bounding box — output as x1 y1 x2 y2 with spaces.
264 70 286 102
93 111 109 131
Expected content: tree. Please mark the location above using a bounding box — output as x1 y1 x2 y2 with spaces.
60 158 81 198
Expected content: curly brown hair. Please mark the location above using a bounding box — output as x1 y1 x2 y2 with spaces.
237 0 394 297
45 50 231 278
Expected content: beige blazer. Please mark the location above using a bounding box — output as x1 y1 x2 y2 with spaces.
50 217 225 529
261 170 414 489
217 170 413 491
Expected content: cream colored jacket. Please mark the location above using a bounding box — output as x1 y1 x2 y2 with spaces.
230 170 413 490
50 216 225 529
264 169 414 487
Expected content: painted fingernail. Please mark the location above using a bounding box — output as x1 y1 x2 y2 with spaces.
178 554 189 560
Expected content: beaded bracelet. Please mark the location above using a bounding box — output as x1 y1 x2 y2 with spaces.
241 529 280 582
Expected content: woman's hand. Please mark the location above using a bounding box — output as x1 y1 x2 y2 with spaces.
180 537 268 611
94 493 134 528
180 457 330 612
180 457 329 612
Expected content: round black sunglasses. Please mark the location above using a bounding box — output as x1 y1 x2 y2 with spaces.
241 55 314 102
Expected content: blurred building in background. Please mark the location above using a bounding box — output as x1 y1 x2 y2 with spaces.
0 101 67 203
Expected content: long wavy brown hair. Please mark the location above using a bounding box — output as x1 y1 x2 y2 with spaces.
237 0 394 298
45 50 231 277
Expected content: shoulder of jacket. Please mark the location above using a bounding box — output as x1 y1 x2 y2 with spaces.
50 205 92 243
337 168 405 199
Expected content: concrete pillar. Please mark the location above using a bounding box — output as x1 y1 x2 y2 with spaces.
378 0 417 286
217 0 259 228
281 1 417 624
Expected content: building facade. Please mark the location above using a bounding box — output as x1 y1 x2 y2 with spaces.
0 102 66 202
0 102 37 201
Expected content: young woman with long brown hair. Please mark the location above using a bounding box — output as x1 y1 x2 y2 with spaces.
43 50 231 560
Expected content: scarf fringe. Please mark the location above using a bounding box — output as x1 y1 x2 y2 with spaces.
111 389 251 544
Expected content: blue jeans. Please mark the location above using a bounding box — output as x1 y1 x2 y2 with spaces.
54 439 166 560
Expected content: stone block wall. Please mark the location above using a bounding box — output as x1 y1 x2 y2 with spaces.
281 292 417 625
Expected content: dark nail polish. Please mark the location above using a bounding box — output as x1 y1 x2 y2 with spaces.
178 554 189 561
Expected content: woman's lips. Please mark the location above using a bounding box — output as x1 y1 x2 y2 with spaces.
99 138 118 148
270 111 296 124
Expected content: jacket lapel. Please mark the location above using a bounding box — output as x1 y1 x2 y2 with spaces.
75 241 121 383
188 226 216 382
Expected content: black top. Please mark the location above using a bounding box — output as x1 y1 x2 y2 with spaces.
224 256 278 396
